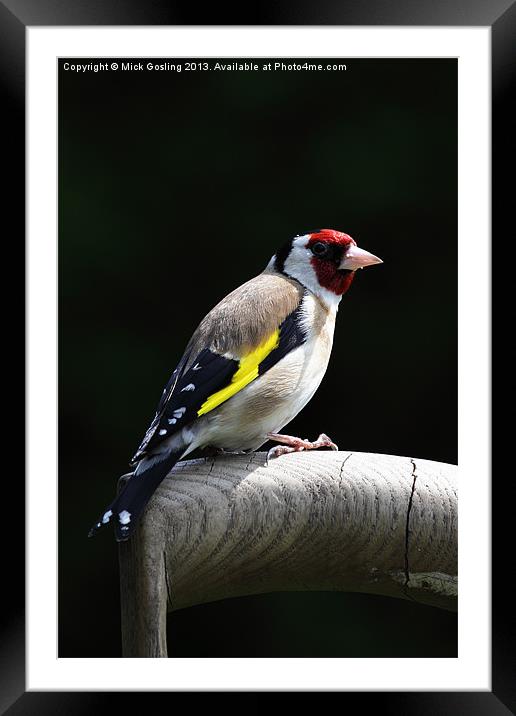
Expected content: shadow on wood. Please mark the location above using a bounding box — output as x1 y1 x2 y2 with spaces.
118 450 457 657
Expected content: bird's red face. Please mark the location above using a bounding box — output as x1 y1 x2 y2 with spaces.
274 228 382 305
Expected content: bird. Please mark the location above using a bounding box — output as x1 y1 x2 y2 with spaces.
89 229 382 541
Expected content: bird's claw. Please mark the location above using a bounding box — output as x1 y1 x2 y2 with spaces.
316 433 339 451
265 432 339 465
266 444 297 464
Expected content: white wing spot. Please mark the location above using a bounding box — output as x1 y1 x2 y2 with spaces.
119 510 131 525
173 407 186 419
167 417 177 425
181 383 195 392
159 428 167 435
192 363 202 370
102 510 113 524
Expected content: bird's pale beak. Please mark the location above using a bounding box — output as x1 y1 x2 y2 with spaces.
340 245 383 271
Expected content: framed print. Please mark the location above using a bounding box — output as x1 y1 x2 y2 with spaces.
3 0 511 710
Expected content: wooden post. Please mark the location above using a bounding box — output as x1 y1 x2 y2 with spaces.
118 451 457 657
118 475 169 657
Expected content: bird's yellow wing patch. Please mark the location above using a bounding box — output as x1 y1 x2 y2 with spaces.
197 329 280 417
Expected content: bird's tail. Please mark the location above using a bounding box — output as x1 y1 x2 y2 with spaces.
88 447 185 542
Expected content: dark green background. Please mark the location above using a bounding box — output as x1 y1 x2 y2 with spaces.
59 58 457 657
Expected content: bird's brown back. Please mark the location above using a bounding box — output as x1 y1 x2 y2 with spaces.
184 271 304 363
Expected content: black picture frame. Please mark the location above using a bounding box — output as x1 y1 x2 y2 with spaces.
5 0 509 712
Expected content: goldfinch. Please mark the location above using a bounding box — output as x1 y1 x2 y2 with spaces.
89 229 382 541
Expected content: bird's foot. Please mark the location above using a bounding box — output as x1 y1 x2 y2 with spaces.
265 432 338 464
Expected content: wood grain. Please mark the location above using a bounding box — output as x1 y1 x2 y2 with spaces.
118 451 457 657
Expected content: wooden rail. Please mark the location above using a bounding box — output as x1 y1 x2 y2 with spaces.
118 450 457 657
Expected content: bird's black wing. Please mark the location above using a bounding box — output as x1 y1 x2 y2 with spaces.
129 348 192 464
130 299 308 464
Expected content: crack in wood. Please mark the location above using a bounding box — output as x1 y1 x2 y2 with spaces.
163 550 173 608
338 452 353 488
404 458 418 588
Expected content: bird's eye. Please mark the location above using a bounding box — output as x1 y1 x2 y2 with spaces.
311 242 328 257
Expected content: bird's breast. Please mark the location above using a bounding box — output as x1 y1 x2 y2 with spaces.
196 293 337 452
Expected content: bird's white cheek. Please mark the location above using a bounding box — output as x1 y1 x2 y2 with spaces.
282 241 343 310
283 245 318 291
